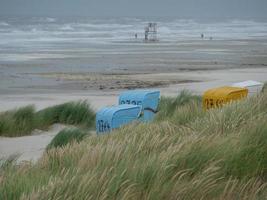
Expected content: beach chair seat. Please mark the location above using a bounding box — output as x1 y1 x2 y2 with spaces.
119 90 160 122
96 104 141 134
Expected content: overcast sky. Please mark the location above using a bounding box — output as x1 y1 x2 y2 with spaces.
1 0 267 19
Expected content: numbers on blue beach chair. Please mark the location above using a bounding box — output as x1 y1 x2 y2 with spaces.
97 120 111 132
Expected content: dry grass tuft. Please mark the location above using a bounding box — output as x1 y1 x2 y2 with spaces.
1 91 267 199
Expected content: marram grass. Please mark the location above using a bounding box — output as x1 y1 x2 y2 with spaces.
0 106 35 137
0 101 95 137
46 128 89 150
1 91 267 199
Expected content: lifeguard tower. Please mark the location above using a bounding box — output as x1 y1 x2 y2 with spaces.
144 23 158 42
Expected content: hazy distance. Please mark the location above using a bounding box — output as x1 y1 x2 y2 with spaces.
0 0 267 19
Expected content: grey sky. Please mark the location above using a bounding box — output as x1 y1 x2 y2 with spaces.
0 0 267 19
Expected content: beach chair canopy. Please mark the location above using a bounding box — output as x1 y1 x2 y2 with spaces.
203 86 248 110
231 80 263 88
118 90 160 122
96 104 141 134
232 80 263 96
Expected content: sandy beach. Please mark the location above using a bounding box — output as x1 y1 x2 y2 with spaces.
2 2 267 198
1 38 267 162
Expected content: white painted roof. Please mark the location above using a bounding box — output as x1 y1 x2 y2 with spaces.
232 80 263 88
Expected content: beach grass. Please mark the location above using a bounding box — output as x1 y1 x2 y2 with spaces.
262 82 267 92
0 91 267 199
46 128 89 150
0 101 95 137
35 101 95 130
0 106 35 137
156 90 203 124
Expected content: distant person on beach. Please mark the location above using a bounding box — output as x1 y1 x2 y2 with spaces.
135 33 138 39
201 33 204 39
145 32 148 41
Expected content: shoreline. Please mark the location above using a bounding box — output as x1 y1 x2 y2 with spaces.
0 67 266 112
0 67 267 162
1 37 267 162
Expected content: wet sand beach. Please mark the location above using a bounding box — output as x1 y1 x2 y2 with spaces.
1 38 267 162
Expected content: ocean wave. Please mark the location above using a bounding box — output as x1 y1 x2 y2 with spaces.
46 18 56 22
36 17 56 23
70 23 134 29
230 19 260 25
59 25 74 31
0 18 267 46
0 22 9 26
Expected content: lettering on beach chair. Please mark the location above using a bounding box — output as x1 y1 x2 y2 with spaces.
119 90 160 122
120 100 142 106
97 120 111 133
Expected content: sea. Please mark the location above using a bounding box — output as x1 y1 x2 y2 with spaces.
0 16 267 92
1 16 267 61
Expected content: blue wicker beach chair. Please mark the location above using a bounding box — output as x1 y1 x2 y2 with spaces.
118 90 160 122
96 104 141 134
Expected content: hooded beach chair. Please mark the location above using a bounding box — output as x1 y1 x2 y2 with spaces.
96 104 141 134
118 90 160 122
203 86 248 110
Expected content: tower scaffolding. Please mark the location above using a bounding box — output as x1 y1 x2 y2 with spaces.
144 23 158 42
